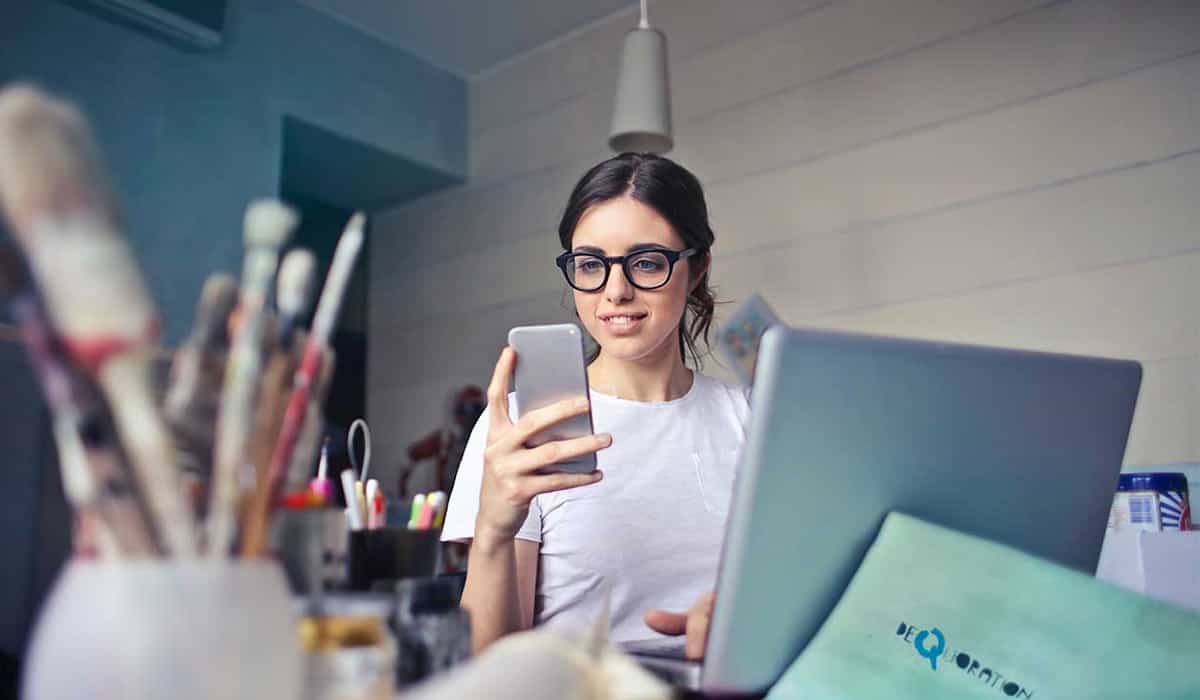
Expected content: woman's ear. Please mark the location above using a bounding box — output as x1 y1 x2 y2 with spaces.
688 252 711 293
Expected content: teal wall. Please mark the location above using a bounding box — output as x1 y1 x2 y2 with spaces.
1 0 466 342
0 0 466 668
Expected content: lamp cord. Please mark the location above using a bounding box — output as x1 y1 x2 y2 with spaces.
639 0 650 29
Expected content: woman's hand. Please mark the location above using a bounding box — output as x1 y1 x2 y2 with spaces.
643 591 716 660
474 346 610 548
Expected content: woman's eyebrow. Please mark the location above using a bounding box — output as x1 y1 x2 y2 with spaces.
572 242 670 255
625 242 670 254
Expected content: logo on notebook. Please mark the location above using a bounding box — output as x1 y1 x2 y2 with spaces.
895 621 1034 698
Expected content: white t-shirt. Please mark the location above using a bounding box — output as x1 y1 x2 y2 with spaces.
441 372 751 643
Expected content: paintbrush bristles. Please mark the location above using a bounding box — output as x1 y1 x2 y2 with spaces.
276 249 316 318
0 84 154 342
0 84 116 235
243 199 297 251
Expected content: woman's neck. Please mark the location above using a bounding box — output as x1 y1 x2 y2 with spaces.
587 340 694 402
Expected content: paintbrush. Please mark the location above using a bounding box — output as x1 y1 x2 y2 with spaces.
238 249 318 556
165 272 238 510
0 84 197 556
275 249 316 350
0 245 160 558
206 199 295 557
242 214 363 555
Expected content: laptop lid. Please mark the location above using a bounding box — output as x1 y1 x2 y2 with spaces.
702 327 1141 694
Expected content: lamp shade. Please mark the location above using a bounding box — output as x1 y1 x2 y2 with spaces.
609 26 673 154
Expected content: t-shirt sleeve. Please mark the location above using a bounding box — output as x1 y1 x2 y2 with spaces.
440 400 543 544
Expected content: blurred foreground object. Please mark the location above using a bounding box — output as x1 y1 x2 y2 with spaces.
23 560 300 700
0 83 196 556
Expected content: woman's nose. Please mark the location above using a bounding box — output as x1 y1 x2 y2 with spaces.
604 262 634 302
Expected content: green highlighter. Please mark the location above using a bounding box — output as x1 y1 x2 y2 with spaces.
768 512 1200 699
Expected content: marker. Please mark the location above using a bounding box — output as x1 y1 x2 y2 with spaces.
416 496 436 530
340 469 363 531
365 479 379 529
354 480 366 525
408 493 426 530
428 491 448 529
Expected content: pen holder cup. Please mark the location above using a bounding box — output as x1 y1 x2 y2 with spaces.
23 559 301 700
347 528 441 591
272 507 349 594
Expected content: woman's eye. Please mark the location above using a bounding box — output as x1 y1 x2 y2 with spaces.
633 257 665 272
576 259 604 273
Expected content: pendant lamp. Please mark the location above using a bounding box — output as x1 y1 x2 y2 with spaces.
608 0 673 154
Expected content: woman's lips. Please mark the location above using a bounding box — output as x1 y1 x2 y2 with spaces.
599 312 647 336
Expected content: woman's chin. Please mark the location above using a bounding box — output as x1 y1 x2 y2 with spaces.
593 332 673 364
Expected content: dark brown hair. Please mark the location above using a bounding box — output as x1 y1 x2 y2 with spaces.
558 153 716 367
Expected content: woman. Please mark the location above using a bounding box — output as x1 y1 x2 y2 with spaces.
441 153 750 658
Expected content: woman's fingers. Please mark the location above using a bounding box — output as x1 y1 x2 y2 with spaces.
643 592 716 660
486 346 516 436
643 609 688 636
507 432 611 475
527 469 603 496
506 395 592 448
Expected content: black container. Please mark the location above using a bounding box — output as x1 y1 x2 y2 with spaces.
347 528 440 591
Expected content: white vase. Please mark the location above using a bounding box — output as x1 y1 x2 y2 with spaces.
23 559 301 700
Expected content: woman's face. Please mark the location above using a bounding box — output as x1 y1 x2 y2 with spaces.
568 195 700 364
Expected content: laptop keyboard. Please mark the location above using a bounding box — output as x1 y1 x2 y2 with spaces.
620 637 689 659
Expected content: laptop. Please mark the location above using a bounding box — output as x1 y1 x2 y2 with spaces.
626 326 1142 695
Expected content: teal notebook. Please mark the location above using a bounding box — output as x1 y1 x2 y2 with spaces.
768 512 1200 699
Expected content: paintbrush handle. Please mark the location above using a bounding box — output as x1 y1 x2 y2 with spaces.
236 348 298 557
309 214 364 345
12 295 160 558
270 345 322 498
238 341 321 557
207 255 285 556
98 354 197 556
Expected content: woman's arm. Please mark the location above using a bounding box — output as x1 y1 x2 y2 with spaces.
460 537 539 652
458 346 611 653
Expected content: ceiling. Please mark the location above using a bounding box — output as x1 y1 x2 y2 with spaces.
299 0 637 77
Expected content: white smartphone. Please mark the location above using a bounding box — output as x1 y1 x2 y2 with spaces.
507 323 597 473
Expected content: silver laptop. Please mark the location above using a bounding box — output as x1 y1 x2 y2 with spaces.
627 326 1141 695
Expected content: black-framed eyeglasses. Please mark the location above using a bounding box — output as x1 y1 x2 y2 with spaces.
555 248 699 292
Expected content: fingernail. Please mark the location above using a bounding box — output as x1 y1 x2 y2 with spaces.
597 433 612 446
575 397 590 409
